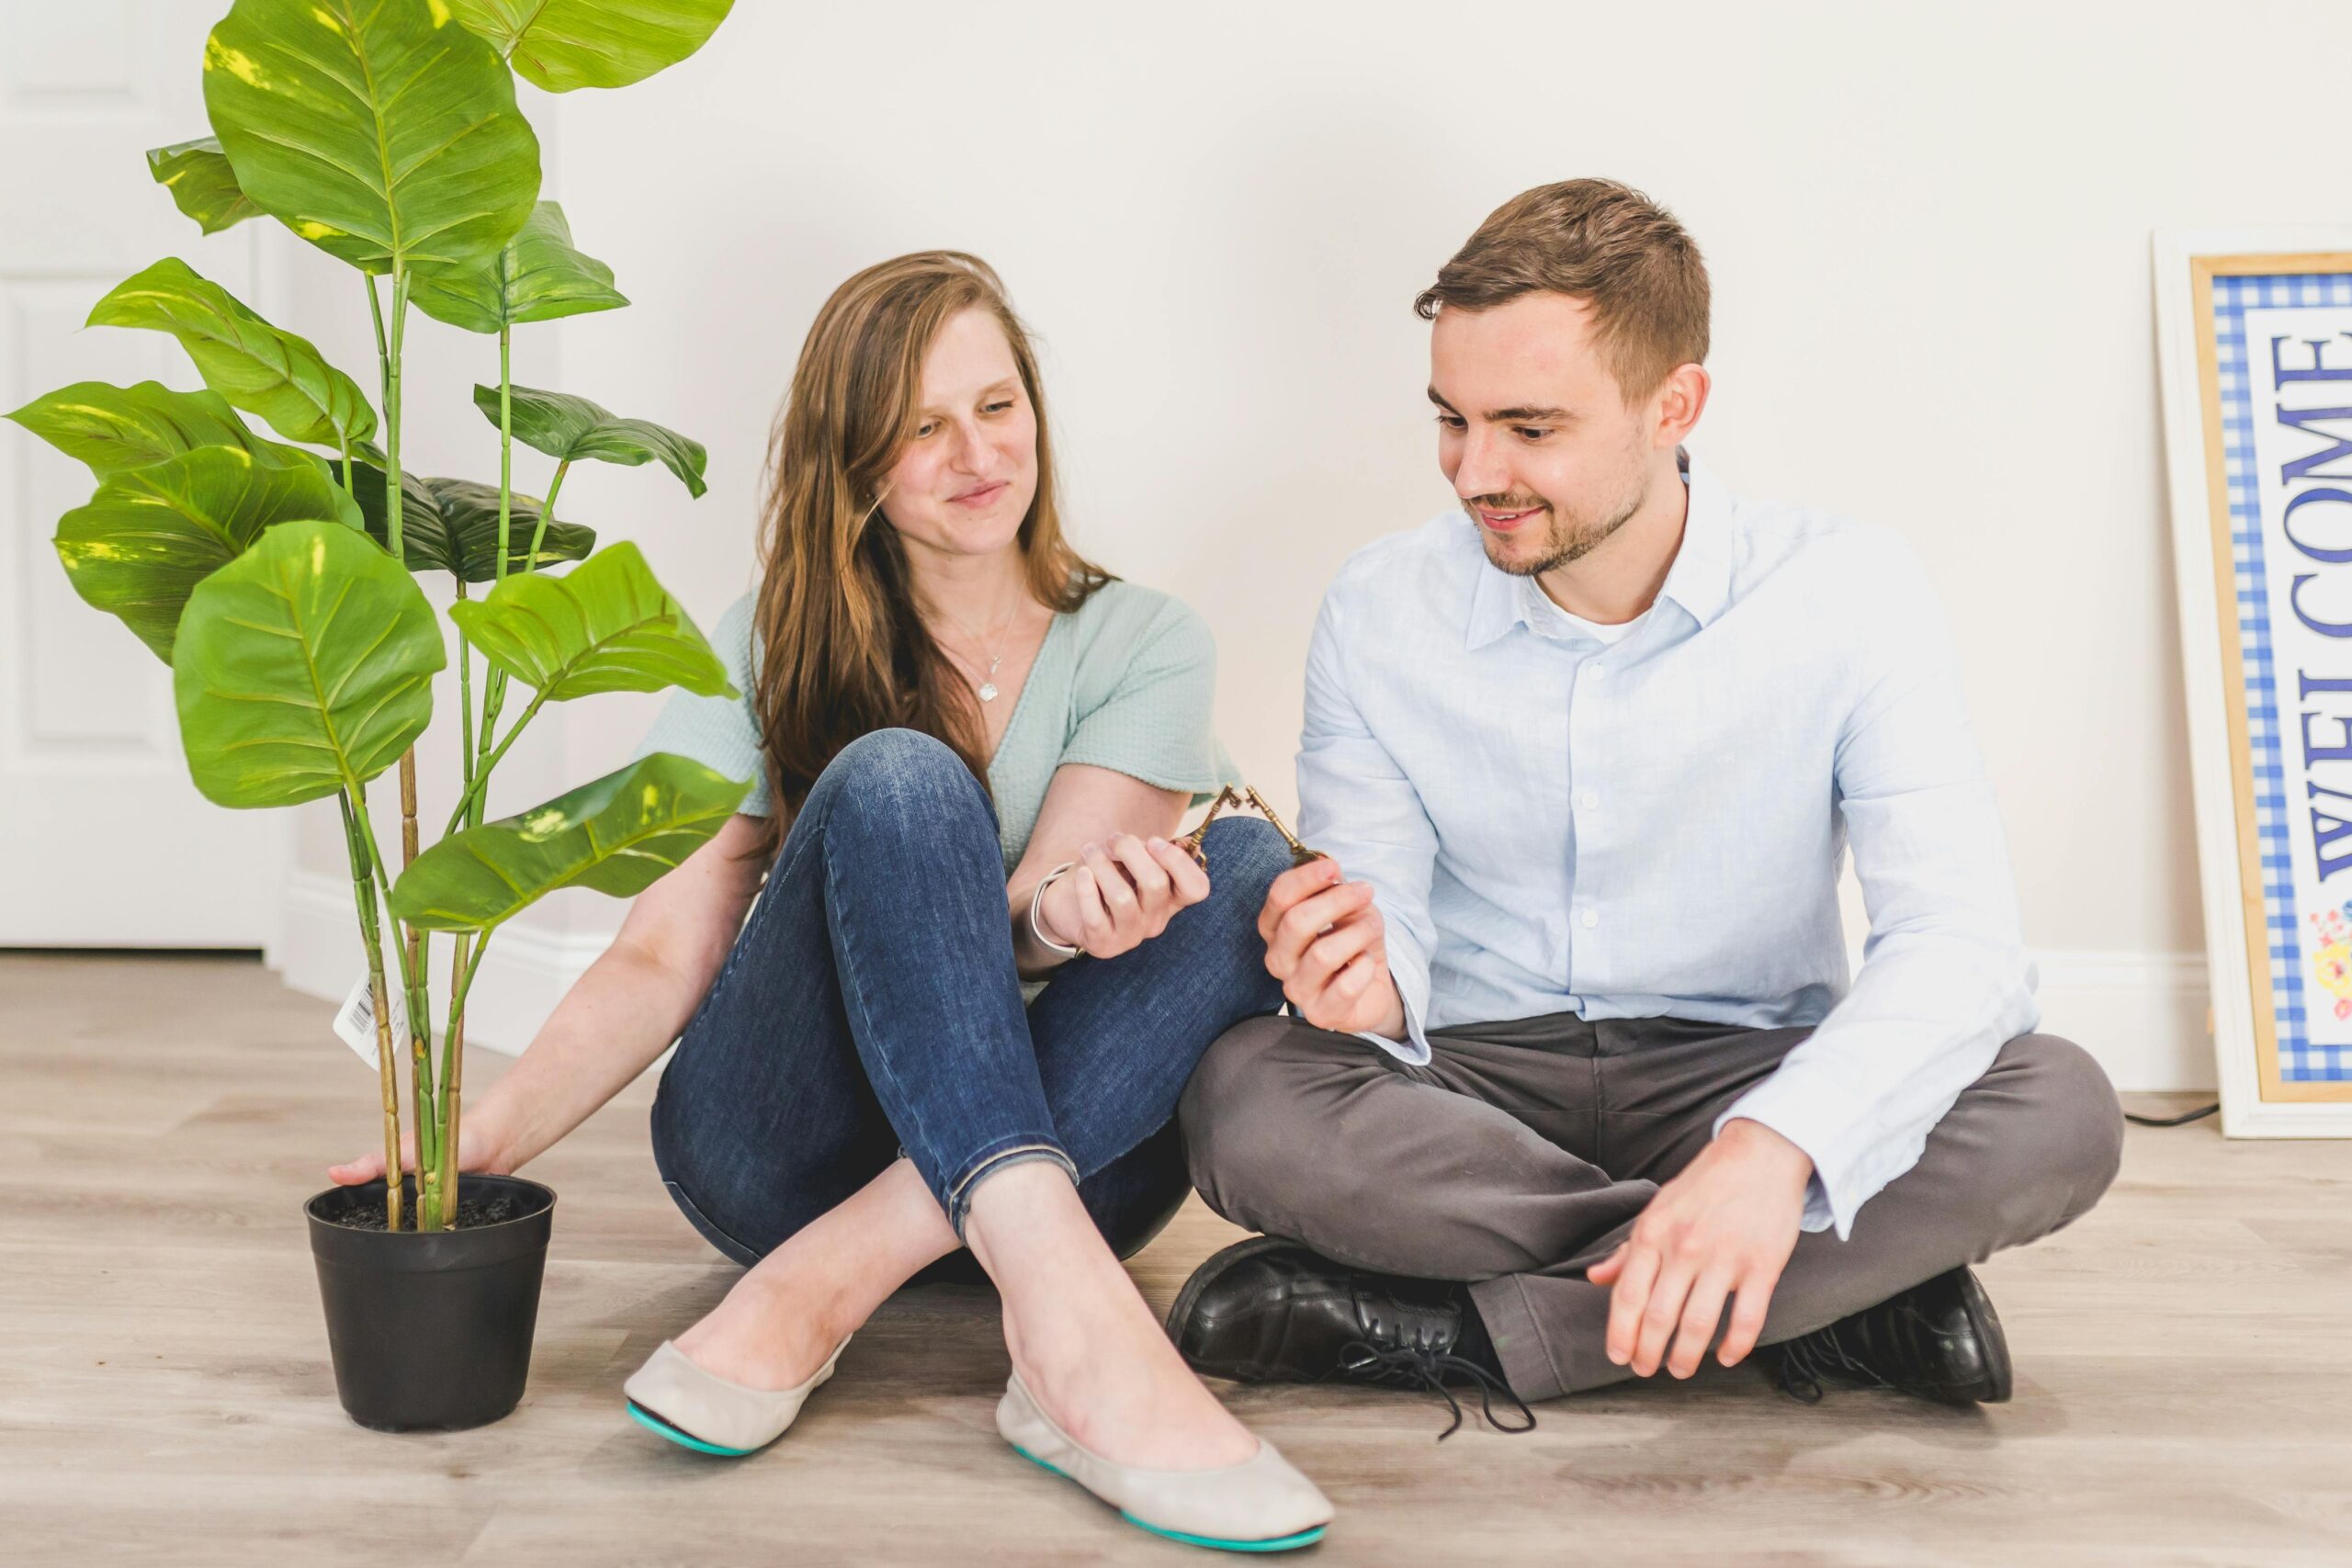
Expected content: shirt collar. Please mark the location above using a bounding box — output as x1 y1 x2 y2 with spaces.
1658 450 1735 630
1463 447 1734 652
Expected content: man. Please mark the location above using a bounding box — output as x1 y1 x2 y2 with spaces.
1168 179 2123 1428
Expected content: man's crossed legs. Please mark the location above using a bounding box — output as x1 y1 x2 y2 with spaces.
1172 1010 2123 1409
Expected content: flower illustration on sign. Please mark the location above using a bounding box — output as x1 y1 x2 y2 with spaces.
2308 903 2352 1020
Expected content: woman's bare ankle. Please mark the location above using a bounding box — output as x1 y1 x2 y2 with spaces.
670 1156 957 1391
675 1270 853 1392
963 1171 1258 1470
1001 1292 1259 1470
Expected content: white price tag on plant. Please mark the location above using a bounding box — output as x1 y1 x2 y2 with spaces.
334 975 407 1071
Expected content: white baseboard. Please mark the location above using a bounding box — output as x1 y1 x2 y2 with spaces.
2028 950 2212 1093
267 869 619 1057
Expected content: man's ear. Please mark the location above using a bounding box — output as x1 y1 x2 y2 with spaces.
1652 362 1712 447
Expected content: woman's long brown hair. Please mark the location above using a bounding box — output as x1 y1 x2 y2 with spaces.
744 251 1107 859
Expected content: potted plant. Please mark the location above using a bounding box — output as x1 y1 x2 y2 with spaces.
6 0 744 1431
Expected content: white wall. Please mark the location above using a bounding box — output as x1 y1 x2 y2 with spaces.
277 0 2352 1086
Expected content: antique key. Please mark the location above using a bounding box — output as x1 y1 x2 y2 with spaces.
1177 784 1326 870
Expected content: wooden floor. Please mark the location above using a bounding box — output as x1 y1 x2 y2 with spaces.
4 952 2349 1566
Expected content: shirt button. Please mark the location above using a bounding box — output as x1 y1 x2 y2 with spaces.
1580 908 1599 929
1586 664 1607 680
1579 790 1599 810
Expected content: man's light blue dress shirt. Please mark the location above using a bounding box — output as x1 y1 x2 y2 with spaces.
1295 453 2041 1239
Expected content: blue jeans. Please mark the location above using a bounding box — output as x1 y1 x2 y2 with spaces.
650 728 1289 1275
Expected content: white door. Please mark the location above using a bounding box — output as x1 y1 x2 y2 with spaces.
0 2 286 945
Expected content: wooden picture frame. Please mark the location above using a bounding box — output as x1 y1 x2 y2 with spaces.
2155 231 2352 1135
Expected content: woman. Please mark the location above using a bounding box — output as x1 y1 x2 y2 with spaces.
329 253 1331 1551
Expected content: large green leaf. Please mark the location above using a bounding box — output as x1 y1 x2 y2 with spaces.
447 541 730 701
349 461 595 580
145 137 261 235
472 383 707 497
410 200 628 333
173 518 444 808
202 0 540 275
6 380 288 478
56 446 363 662
390 752 748 931
449 0 734 92
86 258 377 451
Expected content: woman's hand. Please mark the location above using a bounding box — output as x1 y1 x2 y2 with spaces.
1038 833 1210 960
328 1118 514 1187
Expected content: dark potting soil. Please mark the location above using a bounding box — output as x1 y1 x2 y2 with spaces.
327 1189 537 1232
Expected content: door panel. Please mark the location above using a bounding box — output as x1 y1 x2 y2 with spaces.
0 2 285 945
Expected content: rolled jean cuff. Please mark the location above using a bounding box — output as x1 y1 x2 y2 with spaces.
944 1136 1080 1239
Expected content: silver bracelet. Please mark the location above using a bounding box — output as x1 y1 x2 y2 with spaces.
1028 862 1081 957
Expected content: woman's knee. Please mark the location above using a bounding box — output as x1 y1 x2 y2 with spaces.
1196 816 1290 915
827 727 969 793
1166 816 1288 971
807 728 992 845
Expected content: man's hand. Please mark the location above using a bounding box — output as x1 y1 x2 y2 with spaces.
1258 856 1407 1038
1586 1118 1814 1378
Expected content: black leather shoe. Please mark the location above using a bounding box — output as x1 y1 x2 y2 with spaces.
1772 1266 2013 1406
1165 1235 1534 1438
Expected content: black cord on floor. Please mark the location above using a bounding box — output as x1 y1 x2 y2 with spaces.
2124 1102 2220 1127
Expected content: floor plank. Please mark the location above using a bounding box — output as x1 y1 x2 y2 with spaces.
3 952 2347 1565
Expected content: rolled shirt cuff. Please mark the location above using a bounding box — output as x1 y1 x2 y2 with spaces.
1713 1071 1883 1240
1353 948 1433 1065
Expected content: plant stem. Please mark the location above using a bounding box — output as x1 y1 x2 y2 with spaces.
455 580 475 799
525 457 569 578
343 761 439 1223
476 661 513 807
443 685 549 840
400 745 435 1218
375 266 441 1220
497 326 513 585
438 586 477 1228
339 789 403 1232
344 783 417 1041
470 326 516 834
435 928 486 1222
365 275 390 452
475 458 565 818
352 778 450 1229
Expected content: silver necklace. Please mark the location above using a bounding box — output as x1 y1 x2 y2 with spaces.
939 583 1020 703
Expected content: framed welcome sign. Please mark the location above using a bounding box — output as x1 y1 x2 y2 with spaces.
2157 231 2352 1135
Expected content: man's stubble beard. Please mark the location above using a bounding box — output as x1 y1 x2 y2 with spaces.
1481 464 1651 580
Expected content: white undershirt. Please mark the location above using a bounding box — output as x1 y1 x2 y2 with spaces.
1522 579 1652 645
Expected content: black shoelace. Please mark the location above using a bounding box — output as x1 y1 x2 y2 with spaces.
1773 1321 1891 1404
1339 1338 1538 1441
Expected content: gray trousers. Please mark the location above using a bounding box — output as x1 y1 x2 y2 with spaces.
1179 1011 2125 1403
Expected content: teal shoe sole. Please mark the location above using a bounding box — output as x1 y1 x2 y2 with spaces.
1011 1445 1328 1553
627 1399 762 1457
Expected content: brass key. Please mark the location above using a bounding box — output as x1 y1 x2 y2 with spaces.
1177 784 1326 870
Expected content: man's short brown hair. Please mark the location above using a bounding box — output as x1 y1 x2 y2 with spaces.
1416 178 1709 403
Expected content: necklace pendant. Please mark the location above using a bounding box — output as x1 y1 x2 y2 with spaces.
978 682 1000 703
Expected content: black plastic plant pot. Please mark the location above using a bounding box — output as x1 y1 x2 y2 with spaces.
305 1173 557 1431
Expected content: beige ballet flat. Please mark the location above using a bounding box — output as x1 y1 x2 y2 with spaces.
996 1371 1333 1551
623 1334 850 1456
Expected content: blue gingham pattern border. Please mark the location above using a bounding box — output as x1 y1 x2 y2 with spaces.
2215 271 2352 1080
